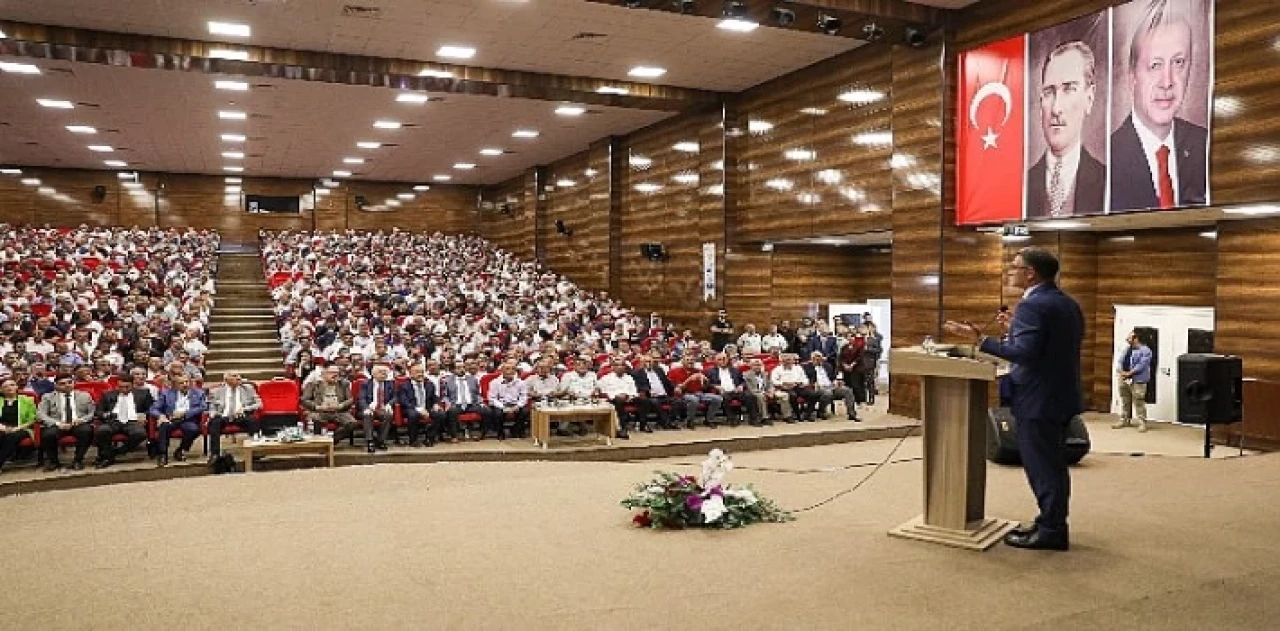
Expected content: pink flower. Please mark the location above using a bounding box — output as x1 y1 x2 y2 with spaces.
685 494 704 511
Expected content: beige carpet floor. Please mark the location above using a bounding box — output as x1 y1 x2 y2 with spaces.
0 436 1276 630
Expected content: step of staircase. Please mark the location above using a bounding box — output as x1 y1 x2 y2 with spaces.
213 306 275 314
210 320 278 330
210 314 277 322
206 357 285 367
209 328 278 338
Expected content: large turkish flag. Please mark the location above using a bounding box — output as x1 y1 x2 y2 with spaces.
956 35 1027 225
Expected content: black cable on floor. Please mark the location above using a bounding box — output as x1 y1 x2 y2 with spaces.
791 426 919 514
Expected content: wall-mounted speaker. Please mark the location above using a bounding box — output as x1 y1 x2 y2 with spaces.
354 195 367 209
91 185 107 203
555 219 573 236
640 243 667 261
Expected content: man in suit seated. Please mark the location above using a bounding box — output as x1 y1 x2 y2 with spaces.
357 364 396 453
703 352 758 426
440 361 491 441
301 366 359 444
803 351 858 421
206 372 263 463
1025 40 1105 218
487 361 529 440
771 353 817 421
743 358 788 426
1109 3 1207 211
150 374 207 466
36 374 96 471
93 372 153 469
397 364 437 447
631 352 684 430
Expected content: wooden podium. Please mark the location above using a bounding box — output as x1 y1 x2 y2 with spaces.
888 347 1015 551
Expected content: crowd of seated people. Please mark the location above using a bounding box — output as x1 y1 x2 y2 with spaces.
259 229 885 453
0 225 220 474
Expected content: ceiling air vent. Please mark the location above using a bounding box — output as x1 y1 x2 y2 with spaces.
342 4 382 18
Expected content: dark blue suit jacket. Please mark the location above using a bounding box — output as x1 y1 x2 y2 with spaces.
805 335 838 360
1109 114 1208 212
395 379 437 419
358 379 396 415
702 365 746 393
150 387 208 421
979 283 1084 422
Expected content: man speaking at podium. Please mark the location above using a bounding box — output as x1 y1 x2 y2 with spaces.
945 247 1084 551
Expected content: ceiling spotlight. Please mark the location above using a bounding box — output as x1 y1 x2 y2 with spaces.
816 14 842 35
373 120 402 129
436 45 476 59
222 151 245 159
0 168 21 175
342 157 365 164
905 27 928 48
218 110 247 120
224 165 244 172
0 62 40 74
771 7 795 27
479 148 504 156
66 125 97 134
555 105 586 116
20 178 41 186
418 68 455 79
37 99 74 109
628 66 667 78
862 22 885 42
222 133 247 143
413 185 431 191
215 80 249 91
332 170 352 178
397 193 415 200
454 163 477 170
207 21 252 38
673 0 696 14
672 141 700 153
433 174 452 182
87 145 114 153
396 92 431 104
225 177 242 183
597 86 630 95
356 141 381 149
512 129 540 138
209 49 250 61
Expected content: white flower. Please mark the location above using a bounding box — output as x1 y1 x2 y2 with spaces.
700 495 727 523
724 488 757 506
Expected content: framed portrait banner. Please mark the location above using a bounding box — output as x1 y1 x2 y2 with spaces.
956 0 1214 225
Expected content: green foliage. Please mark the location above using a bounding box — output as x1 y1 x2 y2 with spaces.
621 470 793 530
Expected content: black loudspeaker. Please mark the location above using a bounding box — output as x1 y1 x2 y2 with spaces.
640 243 666 261
1177 353 1242 424
91 185 107 203
555 219 572 236
986 407 1091 466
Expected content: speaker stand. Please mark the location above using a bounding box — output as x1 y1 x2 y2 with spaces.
1203 424 1213 459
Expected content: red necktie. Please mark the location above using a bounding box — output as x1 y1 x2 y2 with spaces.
1156 145 1175 209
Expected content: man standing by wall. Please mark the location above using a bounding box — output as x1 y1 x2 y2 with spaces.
945 247 1084 551
1114 330 1153 432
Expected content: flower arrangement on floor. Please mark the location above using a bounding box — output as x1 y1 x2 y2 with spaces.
622 449 792 530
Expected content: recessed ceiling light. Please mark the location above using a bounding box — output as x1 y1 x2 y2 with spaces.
117 172 136 179
453 163 476 170
800 107 828 116
373 120 402 129
717 18 759 32
555 105 586 116
418 68 455 79
433 175 452 182
397 193 415 200
20 178 41 186
852 131 893 146
37 99 74 109
479 148 504 156
321 179 339 188
386 199 403 207
628 66 667 78
597 86 630 95
215 80 249 91
65 125 97 134
0 168 21 175
342 157 365 165
315 188 330 196
222 151 245 159
356 141 381 149
672 141 700 153
672 173 699 184
225 177 242 183
123 181 143 190
634 183 663 193
224 165 244 172
225 185 241 193
218 110 247 120
396 92 431 104
221 133 247 143
37 187 55 195
1037 220 1091 229
584 168 599 177
209 50 250 61
784 148 816 161
838 89 886 104
629 155 653 168
436 45 476 59
413 185 430 191
512 129 539 138
0 62 40 74
747 119 774 133
128 190 149 197
88 145 114 153
556 179 576 188
765 178 794 191
104 160 127 167
207 21 252 37
332 170 351 177
815 169 843 184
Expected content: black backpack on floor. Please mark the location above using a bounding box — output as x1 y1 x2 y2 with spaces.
211 453 239 474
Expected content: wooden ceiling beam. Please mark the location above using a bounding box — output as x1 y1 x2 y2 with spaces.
0 21 720 113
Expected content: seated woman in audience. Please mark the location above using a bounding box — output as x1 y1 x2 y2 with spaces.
0 377 37 474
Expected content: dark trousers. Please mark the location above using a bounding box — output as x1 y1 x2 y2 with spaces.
404 410 437 444
720 391 759 423
842 370 869 404
611 396 656 428
489 406 529 438
360 409 394 446
42 424 94 464
0 430 31 467
641 396 685 427
446 405 491 436
94 420 148 460
157 418 200 455
1016 415 1071 538
208 415 261 456
780 387 817 418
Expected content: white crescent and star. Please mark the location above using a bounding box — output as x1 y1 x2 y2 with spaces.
968 60 1012 151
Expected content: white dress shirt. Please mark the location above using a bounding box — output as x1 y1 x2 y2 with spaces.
560 371 599 398
1131 109 1180 205
771 365 807 388
115 391 137 422
598 372 638 398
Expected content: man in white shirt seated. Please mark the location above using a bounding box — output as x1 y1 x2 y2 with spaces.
596 359 638 440
702 353 759 426
743 358 792 425
556 356 598 436
488 361 529 440
770 353 818 421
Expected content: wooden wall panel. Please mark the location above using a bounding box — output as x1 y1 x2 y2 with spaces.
0 168 478 243
736 47 894 242
1215 218 1280 382
723 249 773 339
546 149 610 293
479 172 537 261
771 245 892 324
619 112 723 327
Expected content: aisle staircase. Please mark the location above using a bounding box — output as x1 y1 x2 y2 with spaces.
204 252 282 382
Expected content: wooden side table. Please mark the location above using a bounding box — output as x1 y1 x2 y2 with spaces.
531 405 617 449
241 436 336 471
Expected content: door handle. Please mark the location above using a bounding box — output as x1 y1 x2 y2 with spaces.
1162 367 1171 376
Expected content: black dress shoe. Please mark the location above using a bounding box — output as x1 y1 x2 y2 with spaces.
616 430 629 440
641 424 654 433
1010 523 1037 537
44 461 61 472
1004 530 1069 551
376 442 389 451
173 450 186 463
157 455 168 467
